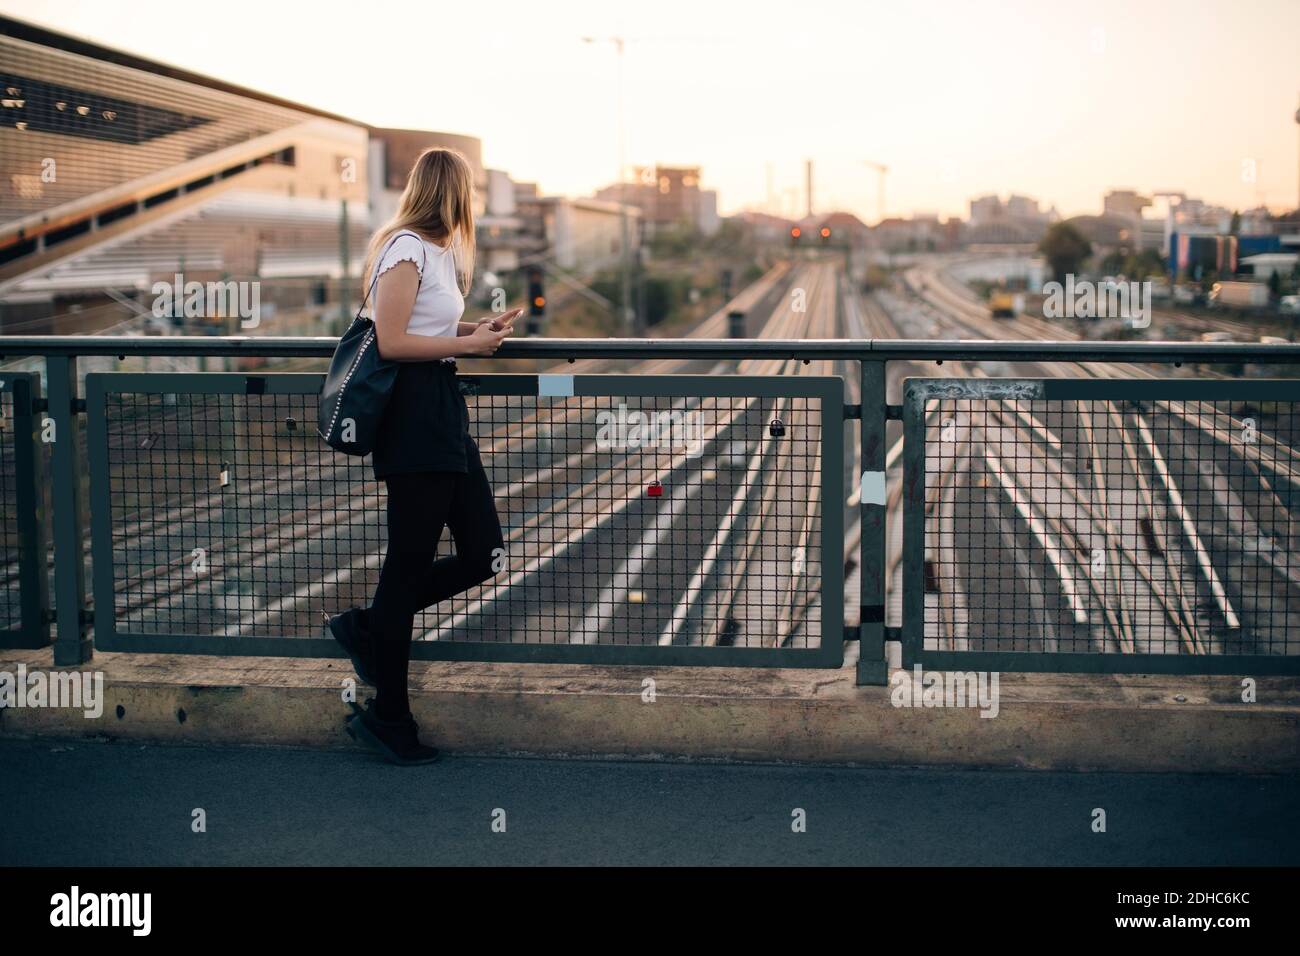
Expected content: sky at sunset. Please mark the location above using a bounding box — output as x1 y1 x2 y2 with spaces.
4 0 1299 222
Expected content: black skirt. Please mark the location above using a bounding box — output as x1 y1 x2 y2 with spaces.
370 360 472 479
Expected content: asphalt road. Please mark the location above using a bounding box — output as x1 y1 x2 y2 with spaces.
2 738 1296 866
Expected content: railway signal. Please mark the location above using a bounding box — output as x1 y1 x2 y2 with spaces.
789 226 801 247
526 266 545 336
819 226 831 245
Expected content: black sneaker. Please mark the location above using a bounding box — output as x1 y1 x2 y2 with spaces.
344 699 440 766
325 607 376 685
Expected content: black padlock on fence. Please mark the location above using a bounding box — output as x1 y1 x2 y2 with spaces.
769 418 785 438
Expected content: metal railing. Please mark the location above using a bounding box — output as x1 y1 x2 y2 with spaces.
0 334 1298 682
84 370 842 667
903 376 1300 674
0 373 49 649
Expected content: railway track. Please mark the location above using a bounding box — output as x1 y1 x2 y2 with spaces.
888 258 1299 658
0 262 801 620
83 260 841 652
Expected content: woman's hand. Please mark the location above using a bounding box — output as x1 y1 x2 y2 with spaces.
481 307 524 332
462 320 513 356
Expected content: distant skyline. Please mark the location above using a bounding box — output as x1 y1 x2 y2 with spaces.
3 0 1299 222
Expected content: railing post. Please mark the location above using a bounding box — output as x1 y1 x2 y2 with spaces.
857 359 888 685
46 355 92 665
12 376 51 648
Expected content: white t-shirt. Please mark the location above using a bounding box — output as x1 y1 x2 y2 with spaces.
371 231 466 346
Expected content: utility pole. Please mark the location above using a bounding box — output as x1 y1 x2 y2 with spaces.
339 196 350 332
583 35 636 334
864 161 888 224
805 159 814 218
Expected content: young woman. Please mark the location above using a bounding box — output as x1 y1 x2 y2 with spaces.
328 147 524 765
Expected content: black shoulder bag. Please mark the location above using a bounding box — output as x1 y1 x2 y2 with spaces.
317 231 427 456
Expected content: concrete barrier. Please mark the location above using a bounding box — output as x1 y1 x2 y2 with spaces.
1 648 1296 772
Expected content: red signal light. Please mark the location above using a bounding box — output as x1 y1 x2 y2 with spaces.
820 227 831 238
790 227 801 239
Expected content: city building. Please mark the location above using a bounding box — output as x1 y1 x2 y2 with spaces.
733 210 797 246
1 14 370 336
1101 189 1158 250
963 219 1037 245
479 168 526 274
1005 194 1042 220
1172 196 1233 232
1063 214 1142 253
816 211 871 246
1239 252 1299 280
1138 218 1166 252
366 128 528 280
595 164 716 237
968 194 1002 225
965 193 1053 244
1102 189 1152 221
1170 232 1237 278
696 188 720 237
0 14 602 333
367 127 486 225
514 191 640 274
1155 194 1300 267
873 215 947 252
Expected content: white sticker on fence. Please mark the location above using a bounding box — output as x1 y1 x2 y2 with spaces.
860 471 886 506
538 374 574 397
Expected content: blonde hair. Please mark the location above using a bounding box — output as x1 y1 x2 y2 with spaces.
362 146 477 298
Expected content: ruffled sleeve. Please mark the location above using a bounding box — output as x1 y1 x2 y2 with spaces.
375 233 425 280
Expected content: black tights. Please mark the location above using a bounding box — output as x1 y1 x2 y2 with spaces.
368 455 503 720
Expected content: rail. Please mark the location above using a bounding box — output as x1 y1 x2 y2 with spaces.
1 334 1297 682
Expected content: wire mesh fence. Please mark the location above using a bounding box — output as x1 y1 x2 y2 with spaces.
0 384 22 633
904 377 1300 672
84 372 843 665
0 347 1292 675
0 373 48 648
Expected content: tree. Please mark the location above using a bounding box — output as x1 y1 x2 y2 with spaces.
1039 222 1093 283
1100 251 1127 276
1130 249 1165 279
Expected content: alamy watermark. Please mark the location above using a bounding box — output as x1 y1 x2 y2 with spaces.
595 404 704 459
151 273 262 328
1043 274 1151 328
890 664 1000 718
50 886 150 936
0 664 104 718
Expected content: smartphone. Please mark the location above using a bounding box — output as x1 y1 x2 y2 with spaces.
491 308 521 331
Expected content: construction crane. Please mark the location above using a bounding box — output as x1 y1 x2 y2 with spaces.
864 161 888 225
